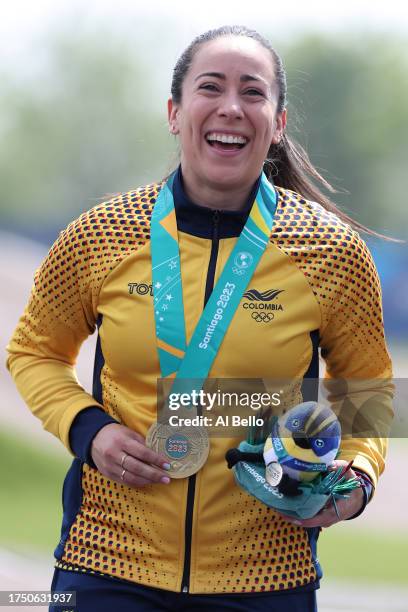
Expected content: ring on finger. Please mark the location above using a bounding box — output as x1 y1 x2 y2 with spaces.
121 453 129 469
121 468 127 482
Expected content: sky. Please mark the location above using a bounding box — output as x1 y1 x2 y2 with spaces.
1 0 407 61
1 0 406 108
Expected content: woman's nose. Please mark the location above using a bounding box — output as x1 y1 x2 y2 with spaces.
217 93 244 120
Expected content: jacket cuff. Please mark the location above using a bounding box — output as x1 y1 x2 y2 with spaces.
345 469 374 520
69 406 119 467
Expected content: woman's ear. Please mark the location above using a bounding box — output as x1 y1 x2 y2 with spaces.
168 98 180 135
271 109 287 144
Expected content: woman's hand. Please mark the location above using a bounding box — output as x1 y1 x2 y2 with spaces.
282 459 364 528
91 423 172 487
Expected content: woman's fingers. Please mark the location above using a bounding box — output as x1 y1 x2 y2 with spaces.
115 455 170 485
281 484 364 528
122 435 170 470
90 423 171 488
118 455 171 485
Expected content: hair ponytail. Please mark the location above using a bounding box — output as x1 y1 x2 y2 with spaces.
265 134 398 240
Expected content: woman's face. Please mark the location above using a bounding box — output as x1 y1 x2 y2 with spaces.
168 36 286 197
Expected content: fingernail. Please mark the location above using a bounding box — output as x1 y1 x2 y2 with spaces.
293 520 302 526
162 463 171 470
161 476 171 484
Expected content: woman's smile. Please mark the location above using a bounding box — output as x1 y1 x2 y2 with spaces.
205 130 249 155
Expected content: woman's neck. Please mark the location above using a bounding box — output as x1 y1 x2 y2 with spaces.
180 167 256 212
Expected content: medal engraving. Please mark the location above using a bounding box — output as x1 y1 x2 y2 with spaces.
146 423 209 478
265 461 283 487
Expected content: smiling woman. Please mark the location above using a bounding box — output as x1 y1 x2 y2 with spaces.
6 24 393 612
168 35 286 211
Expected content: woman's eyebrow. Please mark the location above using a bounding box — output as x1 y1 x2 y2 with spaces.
240 74 264 83
194 71 225 81
194 72 265 83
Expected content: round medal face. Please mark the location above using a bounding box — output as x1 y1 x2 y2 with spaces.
146 423 210 479
265 461 283 487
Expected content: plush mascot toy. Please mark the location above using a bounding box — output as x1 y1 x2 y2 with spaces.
226 401 360 520
263 401 341 495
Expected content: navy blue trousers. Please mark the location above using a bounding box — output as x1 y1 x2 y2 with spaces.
50 568 318 612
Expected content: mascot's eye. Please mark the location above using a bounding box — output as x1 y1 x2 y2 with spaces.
315 439 325 448
291 418 300 428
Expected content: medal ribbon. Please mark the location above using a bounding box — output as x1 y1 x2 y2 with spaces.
151 170 277 394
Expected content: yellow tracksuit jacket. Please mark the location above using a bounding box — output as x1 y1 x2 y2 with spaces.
6 170 393 594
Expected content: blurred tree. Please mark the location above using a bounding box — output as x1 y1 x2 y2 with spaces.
0 29 176 242
0 30 407 242
281 35 408 238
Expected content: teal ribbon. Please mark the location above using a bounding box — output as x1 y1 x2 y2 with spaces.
151 170 277 393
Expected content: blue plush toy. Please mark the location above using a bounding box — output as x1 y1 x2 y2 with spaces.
263 401 341 494
225 401 359 519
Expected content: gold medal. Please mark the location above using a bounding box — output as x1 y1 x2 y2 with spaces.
146 423 210 478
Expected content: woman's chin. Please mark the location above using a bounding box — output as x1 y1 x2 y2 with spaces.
203 166 255 192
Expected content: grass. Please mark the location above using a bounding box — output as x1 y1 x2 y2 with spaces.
1 429 407 586
319 526 408 585
0 429 71 552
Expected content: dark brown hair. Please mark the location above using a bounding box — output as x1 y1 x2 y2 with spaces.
171 25 392 239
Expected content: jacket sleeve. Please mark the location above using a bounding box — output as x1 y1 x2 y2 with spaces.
6 216 106 454
319 230 394 489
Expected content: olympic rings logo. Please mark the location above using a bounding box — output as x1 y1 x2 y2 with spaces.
251 311 274 323
232 266 247 276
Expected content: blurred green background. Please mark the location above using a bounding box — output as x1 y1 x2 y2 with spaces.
2 29 408 240
1 1 407 601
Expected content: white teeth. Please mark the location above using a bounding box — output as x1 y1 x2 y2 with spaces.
206 133 247 145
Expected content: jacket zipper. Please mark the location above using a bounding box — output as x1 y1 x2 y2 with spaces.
181 209 220 593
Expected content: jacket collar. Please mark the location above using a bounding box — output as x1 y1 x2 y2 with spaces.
172 165 261 239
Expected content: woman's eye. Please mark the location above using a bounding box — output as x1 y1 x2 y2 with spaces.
244 88 264 97
199 83 219 92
